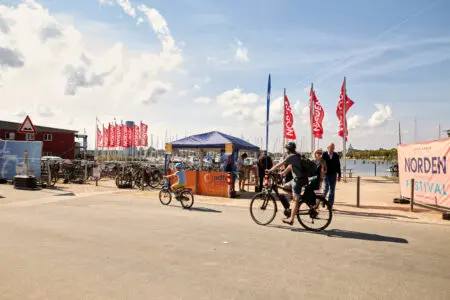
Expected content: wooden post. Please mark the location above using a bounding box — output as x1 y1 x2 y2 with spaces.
410 178 415 212
84 163 88 183
47 162 51 187
357 176 360 207
374 162 377 176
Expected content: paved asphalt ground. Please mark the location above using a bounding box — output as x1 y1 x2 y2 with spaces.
1 192 449 300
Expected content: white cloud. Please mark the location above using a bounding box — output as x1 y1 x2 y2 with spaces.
234 39 249 62
217 88 259 107
215 88 309 129
367 104 393 128
99 0 114 5
136 17 144 25
0 47 24 68
38 105 55 117
193 97 211 104
116 0 135 17
137 4 180 57
193 84 201 90
0 0 182 147
13 109 29 118
206 55 229 65
347 115 362 130
178 90 187 96
140 81 171 104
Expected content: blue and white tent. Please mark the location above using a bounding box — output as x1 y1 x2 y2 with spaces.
171 131 259 152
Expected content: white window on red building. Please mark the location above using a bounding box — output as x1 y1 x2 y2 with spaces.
5 132 15 140
25 133 35 141
44 133 53 141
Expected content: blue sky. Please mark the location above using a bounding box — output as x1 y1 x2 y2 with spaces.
1 0 449 151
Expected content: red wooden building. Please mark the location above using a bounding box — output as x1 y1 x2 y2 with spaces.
0 120 77 159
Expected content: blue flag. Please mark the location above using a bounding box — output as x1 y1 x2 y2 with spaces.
266 74 271 164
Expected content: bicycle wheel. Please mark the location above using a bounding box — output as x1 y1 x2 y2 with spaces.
250 192 277 225
148 171 162 189
297 197 332 231
180 190 194 209
50 171 58 186
159 189 172 205
115 175 123 187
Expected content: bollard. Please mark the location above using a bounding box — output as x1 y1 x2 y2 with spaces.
356 176 360 207
374 163 377 176
410 178 415 212
47 162 51 187
84 163 88 183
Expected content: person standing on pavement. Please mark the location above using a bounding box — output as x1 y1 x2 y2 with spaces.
322 143 341 207
257 151 273 192
237 153 248 192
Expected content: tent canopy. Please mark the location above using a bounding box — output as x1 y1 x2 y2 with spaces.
171 131 260 151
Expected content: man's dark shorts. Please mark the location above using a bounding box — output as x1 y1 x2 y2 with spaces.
282 178 307 197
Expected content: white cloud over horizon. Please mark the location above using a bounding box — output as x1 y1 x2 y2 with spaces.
367 104 393 128
193 97 211 104
234 39 249 62
0 0 447 152
0 0 183 148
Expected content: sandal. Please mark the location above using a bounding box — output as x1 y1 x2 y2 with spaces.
282 218 294 226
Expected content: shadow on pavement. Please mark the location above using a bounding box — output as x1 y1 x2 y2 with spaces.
316 229 409 244
362 179 398 184
54 192 76 196
335 209 419 220
189 207 222 213
268 225 408 244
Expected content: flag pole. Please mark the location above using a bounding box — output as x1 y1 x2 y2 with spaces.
282 88 286 156
107 122 110 161
95 117 98 160
132 124 135 162
265 74 271 169
114 118 117 160
102 123 105 161
398 122 402 145
310 83 315 154
343 76 347 183
140 120 143 160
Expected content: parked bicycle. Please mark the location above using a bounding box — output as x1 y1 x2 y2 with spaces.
158 178 194 209
249 172 332 231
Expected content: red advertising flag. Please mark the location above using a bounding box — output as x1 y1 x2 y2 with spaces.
140 122 148 146
283 95 296 140
108 124 115 147
122 125 129 148
310 89 325 139
336 80 354 141
134 125 140 146
127 125 133 148
97 127 103 148
120 124 128 148
103 126 109 148
115 124 121 147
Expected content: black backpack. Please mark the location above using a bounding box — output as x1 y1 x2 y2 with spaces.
291 154 318 178
300 157 319 177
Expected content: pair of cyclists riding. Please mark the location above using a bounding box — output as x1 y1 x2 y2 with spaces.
267 141 321 226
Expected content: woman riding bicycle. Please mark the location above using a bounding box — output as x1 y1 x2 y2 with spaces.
267 141 308 225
